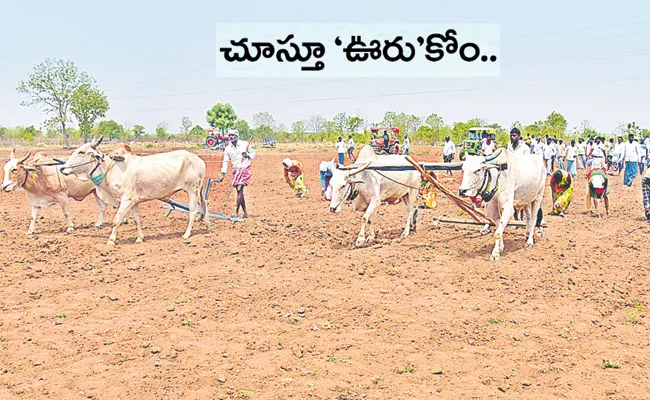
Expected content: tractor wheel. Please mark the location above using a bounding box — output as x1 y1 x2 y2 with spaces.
459 151 466 161
205 135 218 148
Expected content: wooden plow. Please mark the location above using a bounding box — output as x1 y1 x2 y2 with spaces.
161 178 243 223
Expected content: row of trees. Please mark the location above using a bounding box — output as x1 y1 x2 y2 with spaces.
6 58 649 147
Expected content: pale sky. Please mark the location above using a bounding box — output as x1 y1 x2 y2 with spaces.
1 0 649 134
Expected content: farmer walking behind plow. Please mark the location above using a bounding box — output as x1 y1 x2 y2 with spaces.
217 129 256 219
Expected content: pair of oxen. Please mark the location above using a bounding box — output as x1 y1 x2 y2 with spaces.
327 145 546 261
2 137 210 245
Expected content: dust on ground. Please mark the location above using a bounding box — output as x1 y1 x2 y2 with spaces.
0 144 648 400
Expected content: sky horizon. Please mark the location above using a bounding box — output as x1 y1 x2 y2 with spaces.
1 0 649 136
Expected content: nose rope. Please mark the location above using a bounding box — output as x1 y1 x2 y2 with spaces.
64 159 97 170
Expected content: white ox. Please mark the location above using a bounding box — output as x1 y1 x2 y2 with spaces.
458 148 546 261
328 145 421 247
2 149 107 234
60 137 210 245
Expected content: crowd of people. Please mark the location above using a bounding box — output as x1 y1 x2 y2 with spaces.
216 127 650 224
441 128 649 221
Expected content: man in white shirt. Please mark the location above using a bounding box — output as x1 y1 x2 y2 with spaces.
612 136 624 175
217 129 256 218
481 137 495 156
402 134 411 156
550 138 558 170
585 138 595 169
565 139 578 177
506 128 530 154
543 137 556 175
576 138 587 169
335 137 347 164
556 139 566 170
590 137 606 170
637 138 647 175
443 135 456 176
622 134 640 187
347 135 356 162
506 128 532 220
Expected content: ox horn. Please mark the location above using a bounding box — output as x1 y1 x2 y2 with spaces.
91 135 104 149
346 161 372 176
17 151 31 165
484 148 503 163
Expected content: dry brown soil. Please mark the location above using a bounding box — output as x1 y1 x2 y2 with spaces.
0 144 648 399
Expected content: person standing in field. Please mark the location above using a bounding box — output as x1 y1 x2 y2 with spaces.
543 137 555 175
507 128 531 154
622 133 641 187
347 135 356 162
565 139 578 178
402 134 411 156
442 135 456 176
335 137 347 165
217 129 256 219
282 157 309 198
577 138 587 170
550 138 558 171
585 138 595 170
611 136 624 175
605 138 614 171
481 135 495 156
556 139 566 171
590 136 606 172
637 137 646 175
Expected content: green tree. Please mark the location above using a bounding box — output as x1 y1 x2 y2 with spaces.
291 120 306 135
206 103 237 134
345 116 364 133
95 120 124 140
15 125 37 141
425 113 444 130
17 58 94 148
380 111 397 127
542 111 567 137
189 125 205 137
404 114 421 134
323 120 338 134
626 122 640 136
307 115 326 133
332 112 347 132
252 111 275 130
132 124 145 139
451 118 484 144
155 122 169 138
0 127 7 138
234 119 251 139
510 121 523 132
44 120 61 138
180 116 192 140
71 83 109 143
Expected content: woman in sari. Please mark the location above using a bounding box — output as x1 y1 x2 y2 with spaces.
549 169 573 216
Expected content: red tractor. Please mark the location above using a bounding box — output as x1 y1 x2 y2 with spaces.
369 127 401 155
205 128 225 150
